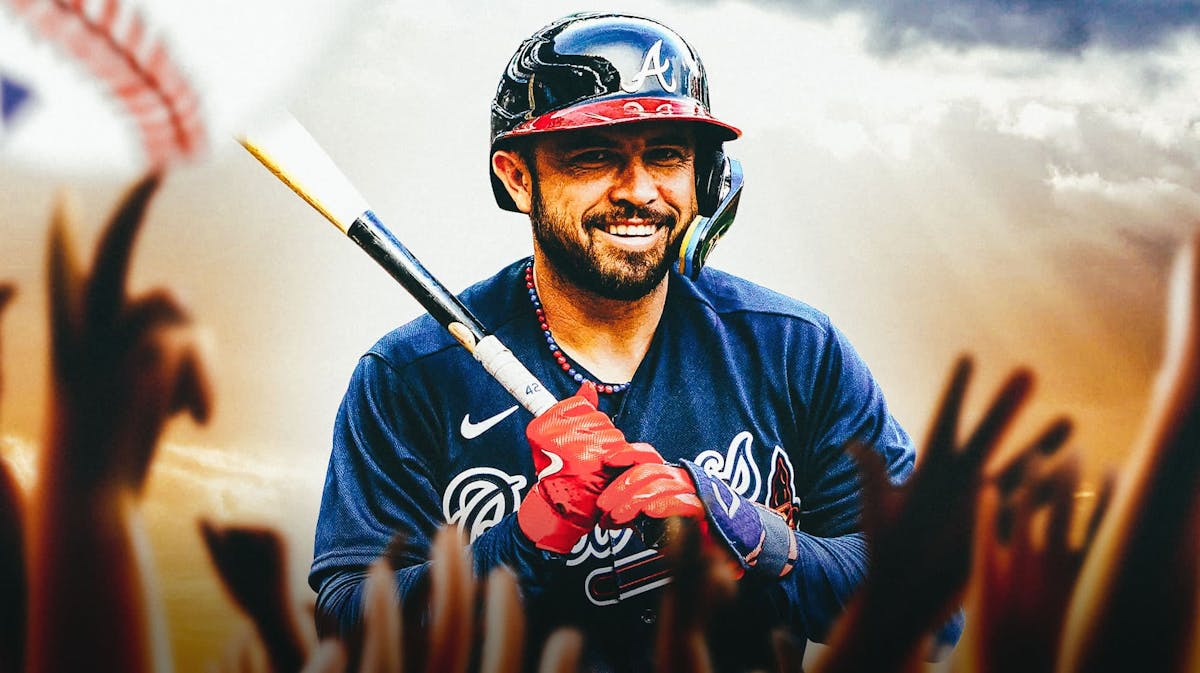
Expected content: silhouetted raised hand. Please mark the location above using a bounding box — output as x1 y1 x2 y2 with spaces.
25 175 214 673
1057 232 1200 673
479 568 525 673
965 433 1111 673
425 526 475 673
298 641 348 673
654 518 716 673
201 520 311 673
0 284 13 419
0 283 25 673
535 629 583 673
358 559 402 673
813 357 1034 673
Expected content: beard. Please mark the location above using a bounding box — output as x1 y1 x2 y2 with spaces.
530 185 685 301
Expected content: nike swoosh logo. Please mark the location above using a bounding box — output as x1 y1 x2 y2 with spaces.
460 405 519 440
537 449 564 479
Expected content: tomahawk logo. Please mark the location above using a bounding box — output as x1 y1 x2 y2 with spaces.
442 467 527 542
694 431 764 502
767 446 802 528
621 39 676 93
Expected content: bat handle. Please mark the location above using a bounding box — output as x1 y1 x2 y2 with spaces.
469 334 558 416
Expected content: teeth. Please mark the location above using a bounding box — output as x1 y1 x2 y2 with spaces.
605 224 656 236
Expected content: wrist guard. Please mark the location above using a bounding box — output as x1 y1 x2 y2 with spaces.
680 460 798 578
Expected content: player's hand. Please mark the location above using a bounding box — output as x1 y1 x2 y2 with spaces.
596 463 748 580
599 461 799 582
596 463 703 528
518 382 663 553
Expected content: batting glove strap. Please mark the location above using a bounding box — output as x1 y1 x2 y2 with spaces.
681 460 797 578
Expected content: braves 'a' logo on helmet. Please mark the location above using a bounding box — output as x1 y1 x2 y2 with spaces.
621 39 676 93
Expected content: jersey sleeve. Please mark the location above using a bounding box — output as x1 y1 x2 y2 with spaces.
775 322 965 650
308 352 553 637
708 320 919 645
779 322 916 640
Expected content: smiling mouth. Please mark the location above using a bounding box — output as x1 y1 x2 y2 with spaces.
601 223 659 237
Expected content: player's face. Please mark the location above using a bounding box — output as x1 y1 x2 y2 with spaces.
529 122 699 301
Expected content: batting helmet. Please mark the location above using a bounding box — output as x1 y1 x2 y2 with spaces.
489 12 741 215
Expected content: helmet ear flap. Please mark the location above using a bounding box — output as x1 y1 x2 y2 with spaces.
696 144 727 217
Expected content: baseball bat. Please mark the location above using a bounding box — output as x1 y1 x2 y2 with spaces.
238 114 558 417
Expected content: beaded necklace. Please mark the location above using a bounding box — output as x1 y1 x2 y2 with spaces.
524 261 631 394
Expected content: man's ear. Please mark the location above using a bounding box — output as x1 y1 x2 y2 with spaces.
492 149 534 214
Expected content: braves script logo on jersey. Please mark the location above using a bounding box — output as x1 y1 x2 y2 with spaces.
621 39 676 93
442 467 527 542
566 527 635 567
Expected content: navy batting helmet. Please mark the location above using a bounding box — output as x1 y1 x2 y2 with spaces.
489 12 741 214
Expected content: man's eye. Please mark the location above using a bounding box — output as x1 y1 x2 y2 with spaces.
646 147 687 164
571 150 612 166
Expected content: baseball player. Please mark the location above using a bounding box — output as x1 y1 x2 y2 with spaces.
310 12 942 671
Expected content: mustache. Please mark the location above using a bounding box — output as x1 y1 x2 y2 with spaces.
583 206 676 230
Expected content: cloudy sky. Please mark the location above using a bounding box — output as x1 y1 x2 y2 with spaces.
2 0 1199 669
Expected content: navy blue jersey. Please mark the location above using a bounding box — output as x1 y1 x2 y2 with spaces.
311 258 918 670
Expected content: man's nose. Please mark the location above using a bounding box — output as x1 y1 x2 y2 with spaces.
609 159 658 208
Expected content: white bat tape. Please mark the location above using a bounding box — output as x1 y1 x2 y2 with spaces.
472 335 558 416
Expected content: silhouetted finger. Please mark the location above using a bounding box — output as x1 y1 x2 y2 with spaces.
925 356 973 462
1082 472 1115 549
848 440 891 537
199 521 290 620
299 640 346 673
0 458 25 673
961 368 1033 471
47 194 83 370
537 628 583 673
200 521 273 610
1042 455 1081 552
0 283 14 404
0 284 14 314
771 628 805 673
175 336 215 423
126 327 213 485
990 417 1072 496
84 173 161 333
480 568 524 673
359 559 402 673
121 289 191 341
427 526 473 673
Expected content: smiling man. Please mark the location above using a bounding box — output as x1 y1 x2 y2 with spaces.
310 12 924 672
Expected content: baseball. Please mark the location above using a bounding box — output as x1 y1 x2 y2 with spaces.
0 0 365 177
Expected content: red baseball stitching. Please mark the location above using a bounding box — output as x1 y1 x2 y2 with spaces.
4 0 206 167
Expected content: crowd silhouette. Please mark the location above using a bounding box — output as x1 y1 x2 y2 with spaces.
0 175 1196 672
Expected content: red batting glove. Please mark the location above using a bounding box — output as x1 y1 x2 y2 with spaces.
596 463 704 528
596 463 746 580
518 382 664 553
